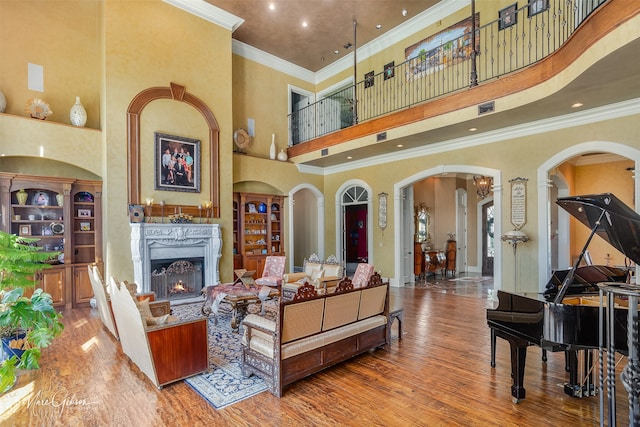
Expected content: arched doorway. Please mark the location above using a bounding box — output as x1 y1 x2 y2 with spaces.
336 182 372 275
288 184 324 273
393 165 502 289
537 142 640 291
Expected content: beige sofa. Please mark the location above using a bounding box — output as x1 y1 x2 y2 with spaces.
242 272 389 397
282 254 343 298
109 277 209 388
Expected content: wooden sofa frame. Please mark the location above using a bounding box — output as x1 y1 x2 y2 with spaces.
242 272 389 396
109 277 209 388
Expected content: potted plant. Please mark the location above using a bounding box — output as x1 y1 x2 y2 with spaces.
0 230 64 394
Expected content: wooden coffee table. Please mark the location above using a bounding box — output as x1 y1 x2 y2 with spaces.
201 284 278 333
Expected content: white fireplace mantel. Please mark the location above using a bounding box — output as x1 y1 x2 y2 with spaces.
130 223 222 293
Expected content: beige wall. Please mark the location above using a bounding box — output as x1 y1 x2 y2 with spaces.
102 0 234 282
2 1 639 293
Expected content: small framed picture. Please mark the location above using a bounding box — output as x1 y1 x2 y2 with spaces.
364 71 374 88
499 3 518 30
19 224 32 236
80 222 91 231
42 226 53 236
528 0 548 17
247 203 257 214
384 62 395 80
78 209 92 217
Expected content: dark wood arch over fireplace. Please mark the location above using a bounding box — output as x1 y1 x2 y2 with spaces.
126 82 220 217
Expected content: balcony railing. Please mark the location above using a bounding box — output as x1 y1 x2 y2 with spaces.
288 0 608 145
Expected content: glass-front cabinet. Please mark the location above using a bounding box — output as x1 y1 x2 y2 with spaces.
0 173 102 308
234 192 285 276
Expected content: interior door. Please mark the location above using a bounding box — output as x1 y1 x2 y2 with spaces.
403 187 415 285
456 189 467 275
482 201 495 276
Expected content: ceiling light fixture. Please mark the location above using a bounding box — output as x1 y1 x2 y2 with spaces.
376 24 382 29
396 144 403 148
343 42 353 49
473 176 493 199
302 21 308 28
402 9 408 16
268 3 275 10
571 102 584 108
347 156 353 160
334 50 340 54
469 127 478 132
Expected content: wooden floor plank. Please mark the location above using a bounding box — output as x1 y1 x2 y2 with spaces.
1 283 629 426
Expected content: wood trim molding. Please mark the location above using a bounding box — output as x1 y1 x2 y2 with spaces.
126 83 220 216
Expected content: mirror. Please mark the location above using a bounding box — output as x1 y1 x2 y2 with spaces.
415 203 430 243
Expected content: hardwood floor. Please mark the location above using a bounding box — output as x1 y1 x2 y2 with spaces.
1 281 627 426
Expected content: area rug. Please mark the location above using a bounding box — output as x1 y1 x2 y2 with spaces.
171 301 268 409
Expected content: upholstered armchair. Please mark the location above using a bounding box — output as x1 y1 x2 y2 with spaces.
88 264 119 339
255 256 286 288
109 277 209 388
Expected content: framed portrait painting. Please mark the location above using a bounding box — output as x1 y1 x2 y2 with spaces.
155 132 201 193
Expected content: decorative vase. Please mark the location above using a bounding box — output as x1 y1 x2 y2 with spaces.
0 90 6 113
16 189 28 206
269 134 276 160
56 193 64 207
69 96 87 127
277 149 288 161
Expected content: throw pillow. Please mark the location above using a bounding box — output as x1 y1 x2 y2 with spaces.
137 297 153 319
311 268 324 281
145 314 170 326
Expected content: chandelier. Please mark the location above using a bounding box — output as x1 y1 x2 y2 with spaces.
474 176 492 199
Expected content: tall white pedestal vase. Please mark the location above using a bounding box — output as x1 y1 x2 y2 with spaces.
269 134 276 160
69 96 87 127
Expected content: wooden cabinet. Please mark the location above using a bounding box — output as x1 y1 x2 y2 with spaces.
39 267 66 307
0 173 102 308
445 240 456 278
234 192 285 276
72 265 94 307
414 242 425 277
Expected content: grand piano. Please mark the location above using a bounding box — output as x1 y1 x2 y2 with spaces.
487 193 639 403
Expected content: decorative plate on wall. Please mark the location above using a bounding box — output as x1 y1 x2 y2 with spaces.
32 191 49 206
50 222 64 235
233 129 251 150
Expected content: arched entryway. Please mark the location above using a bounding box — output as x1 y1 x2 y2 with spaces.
288 183 324 273
536 141 640 291
393 165 503 289
336 181 373 274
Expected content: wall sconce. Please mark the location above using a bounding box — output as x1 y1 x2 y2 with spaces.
474 176 492 199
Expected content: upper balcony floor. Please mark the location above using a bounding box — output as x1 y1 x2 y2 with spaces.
287 0 640 169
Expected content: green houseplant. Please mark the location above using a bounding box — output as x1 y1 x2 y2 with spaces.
0 230 64 394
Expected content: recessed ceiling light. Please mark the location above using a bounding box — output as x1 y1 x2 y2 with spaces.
402 8 407 16
376 24 382 29
268 3 275 10
347 156 353 160
334 50 340 54
469 127 478 132
571 102 583 108
302 21 308 28
396 144 403 148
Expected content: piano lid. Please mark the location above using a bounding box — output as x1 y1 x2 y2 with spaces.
556 193 640 265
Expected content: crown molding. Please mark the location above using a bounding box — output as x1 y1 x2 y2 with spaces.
163 0 244 31
307 98 640 176
315 0 469 83
232 40 316 83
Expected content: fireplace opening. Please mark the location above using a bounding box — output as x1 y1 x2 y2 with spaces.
150 258 204 300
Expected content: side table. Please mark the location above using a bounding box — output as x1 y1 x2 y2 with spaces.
387 306 404 343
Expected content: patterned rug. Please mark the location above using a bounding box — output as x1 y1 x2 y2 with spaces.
171 301 268 409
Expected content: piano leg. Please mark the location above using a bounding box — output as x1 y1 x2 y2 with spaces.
491 329 496 368
509 342 528 403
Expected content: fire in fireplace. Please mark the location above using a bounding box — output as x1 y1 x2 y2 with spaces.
150 258 204 300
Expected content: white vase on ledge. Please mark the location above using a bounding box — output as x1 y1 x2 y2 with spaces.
69 96 87 127
277 149 288 161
